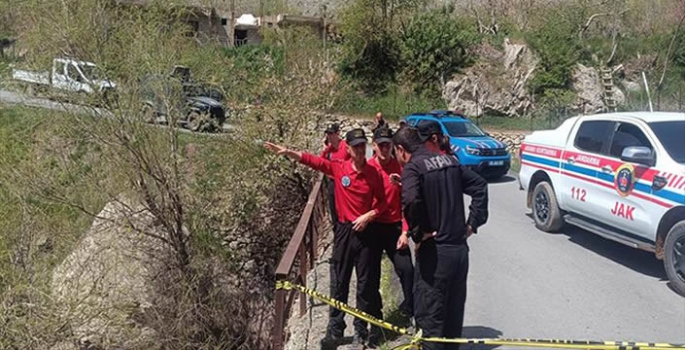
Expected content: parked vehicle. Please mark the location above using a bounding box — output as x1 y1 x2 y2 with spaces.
12 57 116 102
140 66 226 132
519 112 685 295
405 110 511 179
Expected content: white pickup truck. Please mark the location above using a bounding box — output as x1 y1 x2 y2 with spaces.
12 57 116 98
518 112 685 295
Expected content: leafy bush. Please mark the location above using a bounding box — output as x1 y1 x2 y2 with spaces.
398 6 481 94
1 1 331 348
333 83 446 119
525 7 583 95
337 0 422 92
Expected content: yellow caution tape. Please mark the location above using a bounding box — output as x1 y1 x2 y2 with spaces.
276 280 685 350
276 280 409 335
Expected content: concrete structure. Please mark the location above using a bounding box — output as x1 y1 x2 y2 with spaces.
115 0 336 47
115 0 230 46
233 14 262 46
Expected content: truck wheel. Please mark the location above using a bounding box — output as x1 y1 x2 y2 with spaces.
186 111 208 132
532 181 563 232
664 221 685 296
141 104 156 124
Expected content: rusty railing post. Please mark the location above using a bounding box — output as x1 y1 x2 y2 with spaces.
299 242 307 317
273 287 286 350
272 174 326 348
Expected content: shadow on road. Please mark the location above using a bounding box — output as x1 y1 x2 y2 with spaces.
487 175 517 185
562 225 666 280
460 326 504 350
376 325 504 350
525 213 666 281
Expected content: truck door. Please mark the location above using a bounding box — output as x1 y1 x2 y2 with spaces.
559 120 616 220
51 60 72 91
598 121 660 242
66 63 87 93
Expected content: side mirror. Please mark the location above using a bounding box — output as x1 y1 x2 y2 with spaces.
621 146 655 167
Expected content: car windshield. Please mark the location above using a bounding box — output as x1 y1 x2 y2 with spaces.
183 83 206 97
443 120 486 137
649 120 685 164
79 64 100 81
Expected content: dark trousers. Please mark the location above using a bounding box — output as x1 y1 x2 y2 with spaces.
327 222 382 337
325 177 338 227
325 177 340 314
372 222 414 317
414 241 469 350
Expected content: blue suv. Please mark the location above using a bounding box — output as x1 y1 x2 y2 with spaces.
405 110 511 179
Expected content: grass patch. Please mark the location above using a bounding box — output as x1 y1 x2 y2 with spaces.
510 156 521 173
333 85 446 120
380 257 398 317
378 255 413 349
0 106 105 309
474 114 571 131
0 59 10 89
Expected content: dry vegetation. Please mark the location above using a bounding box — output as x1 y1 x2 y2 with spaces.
0 0 339 349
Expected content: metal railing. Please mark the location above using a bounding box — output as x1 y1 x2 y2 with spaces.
272 173 328 349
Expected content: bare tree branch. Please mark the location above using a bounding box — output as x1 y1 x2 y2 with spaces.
579 13 608 40
658 11 685 90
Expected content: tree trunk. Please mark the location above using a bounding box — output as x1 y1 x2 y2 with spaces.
656 11 685 109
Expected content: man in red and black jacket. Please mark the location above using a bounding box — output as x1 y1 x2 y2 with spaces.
367 127 414 346
394 126 488 350
321 123 350 228
416 119 456 157
265 129 387 348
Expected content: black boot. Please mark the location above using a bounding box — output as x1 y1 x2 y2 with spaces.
367 326 384 349
320 329 344 350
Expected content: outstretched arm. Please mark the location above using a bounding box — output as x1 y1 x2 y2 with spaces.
265 142 303 161
265 142 334 177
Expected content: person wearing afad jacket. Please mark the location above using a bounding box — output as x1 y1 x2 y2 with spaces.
392 124 489 350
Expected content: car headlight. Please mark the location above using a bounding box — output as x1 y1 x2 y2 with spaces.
465 146 482 155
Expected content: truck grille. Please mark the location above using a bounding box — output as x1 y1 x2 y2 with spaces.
211 106 226 123
482 148 508 156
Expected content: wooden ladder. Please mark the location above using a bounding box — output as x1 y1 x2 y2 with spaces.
600 67 617 112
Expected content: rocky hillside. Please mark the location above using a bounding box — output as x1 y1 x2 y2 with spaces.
442 40 633 117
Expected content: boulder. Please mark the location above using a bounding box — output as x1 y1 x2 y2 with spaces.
570 63 626 114
571 63 606 114
622 80 642 92
442 39 538 117
51 200 164 348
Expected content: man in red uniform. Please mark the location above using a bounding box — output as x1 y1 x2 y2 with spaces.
319 123 352 336
265 128 387 348
367 127 415 347
321 123 350 227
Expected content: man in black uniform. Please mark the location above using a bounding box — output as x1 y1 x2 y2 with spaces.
392 126 489 350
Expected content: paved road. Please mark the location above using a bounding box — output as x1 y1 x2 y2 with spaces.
465 175 685 345
0 89 235 133
0 89 112 117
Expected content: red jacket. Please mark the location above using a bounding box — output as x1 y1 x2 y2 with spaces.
300 153 387 223
320 140 350 161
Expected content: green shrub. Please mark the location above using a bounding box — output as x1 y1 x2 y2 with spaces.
398 6 481 94
333 84 446 119
526 7 583 95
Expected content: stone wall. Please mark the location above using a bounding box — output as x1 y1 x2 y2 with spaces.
318 113 529 158
488 131 529 157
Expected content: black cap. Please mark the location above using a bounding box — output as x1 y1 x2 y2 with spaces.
416 120 443 142
325 123 340 134
373 127 393 144
346 128 368 147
